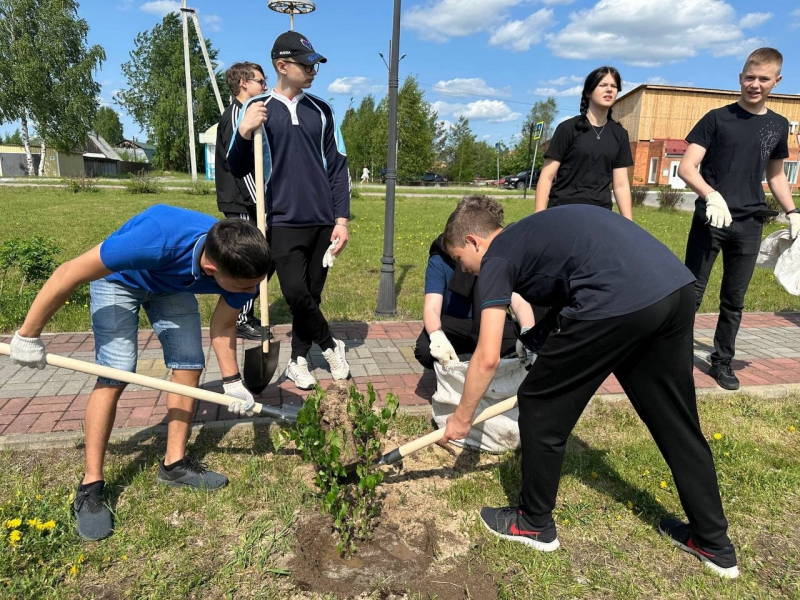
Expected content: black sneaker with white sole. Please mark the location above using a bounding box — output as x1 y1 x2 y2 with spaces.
157 457 228 490
709 362 740 391
479 506 560 552
73 480 113 541
659 518 739 579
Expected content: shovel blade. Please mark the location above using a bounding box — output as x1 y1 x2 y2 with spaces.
243 340 281 394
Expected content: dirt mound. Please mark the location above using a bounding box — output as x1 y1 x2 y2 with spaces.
319 382 358 466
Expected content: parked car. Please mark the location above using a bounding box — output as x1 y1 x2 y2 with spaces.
503 170 541 190
420 172 447 186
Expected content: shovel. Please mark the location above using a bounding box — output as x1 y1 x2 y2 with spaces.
243 126 280 394
0 343 300 422
342 395 519 476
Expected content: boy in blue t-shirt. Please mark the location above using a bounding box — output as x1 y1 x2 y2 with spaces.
415 231 530 369
9 205 271 542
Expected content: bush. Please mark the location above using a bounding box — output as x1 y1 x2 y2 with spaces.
350 188 361 200
284 383 399 555
185 180 214 196
0 236 60 293
657 187 684 211
764 194 782 224
62 176 99 194
630 186 649 207
124 170 161 194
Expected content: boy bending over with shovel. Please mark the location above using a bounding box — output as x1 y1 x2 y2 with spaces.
9 205 271 541
440 196 739 578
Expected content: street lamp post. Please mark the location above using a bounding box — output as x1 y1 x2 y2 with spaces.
376 0 402 315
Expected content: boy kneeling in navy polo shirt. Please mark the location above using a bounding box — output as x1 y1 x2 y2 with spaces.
9 205 271 541
439 196 738 579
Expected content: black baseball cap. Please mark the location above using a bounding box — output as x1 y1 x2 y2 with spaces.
271 31 327 66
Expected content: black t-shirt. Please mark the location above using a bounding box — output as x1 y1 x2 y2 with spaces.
476 205 695 321
544 115 633 210
686 103 789 220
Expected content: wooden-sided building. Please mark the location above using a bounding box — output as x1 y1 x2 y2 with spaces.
614 85 800 190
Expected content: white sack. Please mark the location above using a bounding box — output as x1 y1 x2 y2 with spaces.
757 230 800 296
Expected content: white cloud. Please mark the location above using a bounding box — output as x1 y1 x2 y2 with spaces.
432 99 522 122
540 0 574 4
116 0 135 10
202 15 222 32
540 75 583 85
739 12 772 28
489 8 555 51
432 78 510 97
482 134 492 138
405 0 521 42
328 77 383 95
794 8 800 28
546 0 763 66
140 1 181 16
533 84 582 97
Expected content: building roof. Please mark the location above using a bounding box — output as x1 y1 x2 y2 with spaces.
85 134 123 161
117 138 155 151
623 84 800 102
657 139 689 155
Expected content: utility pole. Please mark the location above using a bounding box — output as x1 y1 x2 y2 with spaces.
376 0 402 315
522 123 533 199
180 0 197 181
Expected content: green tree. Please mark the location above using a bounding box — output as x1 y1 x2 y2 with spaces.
0 0 105 175
1 129 23 145
443 116 476 183
371 76 437 182
473 140 500 180
117 12 223 172
341 95 382 181
503 97 559 175
93 106 124 145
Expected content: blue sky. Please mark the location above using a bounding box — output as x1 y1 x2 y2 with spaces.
2 0 799 148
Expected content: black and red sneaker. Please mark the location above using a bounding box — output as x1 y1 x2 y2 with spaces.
659 518 739 579
479 506 560 552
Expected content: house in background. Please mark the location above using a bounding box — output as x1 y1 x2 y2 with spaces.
116 138 155 163
0 141 83 177
199 123 217 181
614 85 800 190
83 134 124 177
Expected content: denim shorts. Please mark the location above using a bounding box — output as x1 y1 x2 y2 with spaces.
90 279 205 385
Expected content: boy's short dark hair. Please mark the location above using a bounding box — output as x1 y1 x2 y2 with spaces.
743 48 783 75
205 218 271 279
225 62 265 95
442 195 504 251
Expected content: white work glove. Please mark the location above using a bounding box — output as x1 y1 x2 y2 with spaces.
704 191 732 229
429 330 458 366
10 331 46 370
516 326 533 364
322 238 339 268
223 380 256 417
787 211 800 240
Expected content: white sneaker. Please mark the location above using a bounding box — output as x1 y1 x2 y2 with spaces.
322 338 350 380
285 356 316 390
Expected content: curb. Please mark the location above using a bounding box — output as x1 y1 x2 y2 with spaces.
2 384 797 452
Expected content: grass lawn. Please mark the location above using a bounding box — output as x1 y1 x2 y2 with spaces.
1 393 798 598
0 186 797 334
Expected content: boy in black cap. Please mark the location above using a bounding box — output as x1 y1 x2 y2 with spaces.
227 31 351 391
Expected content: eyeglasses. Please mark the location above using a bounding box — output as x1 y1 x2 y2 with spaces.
282 60 320 75
248 78 267 88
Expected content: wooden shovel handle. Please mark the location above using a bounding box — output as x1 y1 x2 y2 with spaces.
397 395 519 458
253 127 270 352
0 343 272 416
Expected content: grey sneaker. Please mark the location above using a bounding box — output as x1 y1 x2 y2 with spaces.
157 457 228 490
73 480 113 541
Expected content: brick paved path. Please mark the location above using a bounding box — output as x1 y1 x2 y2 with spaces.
1 313 799 442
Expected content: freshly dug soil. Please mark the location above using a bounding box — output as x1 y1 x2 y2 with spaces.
318 382 359 466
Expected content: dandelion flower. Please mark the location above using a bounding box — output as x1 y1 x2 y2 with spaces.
660 481 668 489
642 469 650 476
69 565 77 576
724 452 730 457
713 432 723 440
78 554 85 563
563 519 570 525
591 471 598 479
41 520 56 531
26 519 41 528
8 530 21 546
4 518 21 529
122 554 128 561
616 515 621 521
35 495 42 501
790 426 796 433
626 501 634 509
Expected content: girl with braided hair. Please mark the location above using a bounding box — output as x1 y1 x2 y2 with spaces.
535 66 634 220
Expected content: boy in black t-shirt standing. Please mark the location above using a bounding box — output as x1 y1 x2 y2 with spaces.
439 197 738 579
680 48 799 391
215 62 269 341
